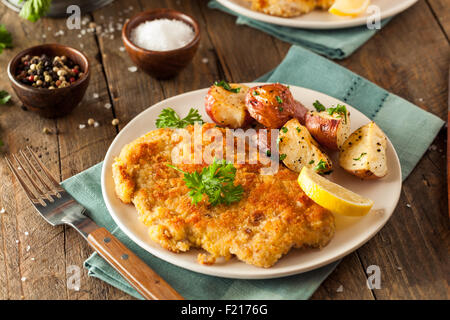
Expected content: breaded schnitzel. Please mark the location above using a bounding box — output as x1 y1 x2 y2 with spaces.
112 123 335 268
249 0 335 17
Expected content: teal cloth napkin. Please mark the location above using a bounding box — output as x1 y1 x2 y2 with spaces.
208 0 391 59
62 46 444 300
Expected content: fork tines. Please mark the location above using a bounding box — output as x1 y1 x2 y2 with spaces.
5 146 64 207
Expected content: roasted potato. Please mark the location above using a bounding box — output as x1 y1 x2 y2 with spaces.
305 108 351 151
339 122 388 179
205 83 252 128
278 118 332 174
245 83 308 128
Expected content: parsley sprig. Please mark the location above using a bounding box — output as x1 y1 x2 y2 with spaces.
0 91 11 105
168 159 244 206
0 25 12 54
155 108 203 128
19 0 52 23
214 80 241 93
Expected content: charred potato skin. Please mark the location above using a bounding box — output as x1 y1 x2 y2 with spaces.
305 110 350 151
245 83 308 128
204 83 253 129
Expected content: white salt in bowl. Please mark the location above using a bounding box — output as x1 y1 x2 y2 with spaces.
122 9 201 79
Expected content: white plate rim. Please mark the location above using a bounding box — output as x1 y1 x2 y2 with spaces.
216 0 419 29
101 83 402 279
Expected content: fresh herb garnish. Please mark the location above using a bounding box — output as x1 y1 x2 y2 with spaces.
253 90 259 96
281 127 288 133
327 104 348 123
278 107 284 112
214 80 241 93
19 0 52 23
296 127 301 133
313 100 326 112
0 25 12 54
309 160 314 165
0 91 11 105
279 154 287 161
275 96 283 104
156 107 203 128
353 152 367 161
266 150 271 157
167 159 244 206
314 159 328 172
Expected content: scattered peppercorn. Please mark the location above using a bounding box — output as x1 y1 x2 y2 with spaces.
15 54 84 89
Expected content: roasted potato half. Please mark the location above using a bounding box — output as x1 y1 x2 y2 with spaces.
339 122 388 179
278 118 332 174
305 108 351 151
245 83 308 128
205 83 252 128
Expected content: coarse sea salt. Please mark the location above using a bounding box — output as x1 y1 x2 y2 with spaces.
130 19 195 51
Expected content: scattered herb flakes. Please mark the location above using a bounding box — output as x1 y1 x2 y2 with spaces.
296 127 301 133
253 90 259 96
0 25 12 54
279 153 287 161
0 90 11 104
214 80 240 93
281 127 288 133
327 104 348 123
156 107 203 129
353 152 367 161
266 150 271 157
313 100 326 112
278 107 284 112
314 159 328 172
309 160 315 165
275 95 283 104
167 159 244 206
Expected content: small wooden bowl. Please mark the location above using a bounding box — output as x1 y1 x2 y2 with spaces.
7 44 90 118
122 9 201 79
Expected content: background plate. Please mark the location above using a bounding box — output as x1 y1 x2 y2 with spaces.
217 0 418 29
101 84 402 279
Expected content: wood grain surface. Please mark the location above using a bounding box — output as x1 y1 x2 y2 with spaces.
0 0 448 300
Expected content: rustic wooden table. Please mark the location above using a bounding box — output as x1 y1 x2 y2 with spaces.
0 0 448 300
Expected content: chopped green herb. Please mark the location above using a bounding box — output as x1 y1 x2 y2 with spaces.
167 159 243 206
266 150 271 157
353 152 367 161
276 137 283 144
309 160 315 165
253 90 259 96
19 0 52 23
278 107 284 112
279 154 287 161
296 127 301 133
313 100 326 112
0 90 11 105
275 96 283 104
314 159 328 172
0 24 12 54
281 127 288 133
214 80 241 93
156 107 203 128
327 104 348 123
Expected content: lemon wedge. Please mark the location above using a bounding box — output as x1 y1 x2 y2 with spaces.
298 167 374 217
329 0 371 17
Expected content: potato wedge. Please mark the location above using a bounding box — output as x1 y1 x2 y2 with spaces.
245 83 308 128
305 109 350 150
278 118 332 174
339 122 388 179
205 83 252 128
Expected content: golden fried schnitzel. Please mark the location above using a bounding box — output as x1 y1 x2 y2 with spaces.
249 0 335 17
112 123 335 268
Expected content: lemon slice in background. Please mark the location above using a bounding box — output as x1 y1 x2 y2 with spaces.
298 167 374 217
329 0 371 17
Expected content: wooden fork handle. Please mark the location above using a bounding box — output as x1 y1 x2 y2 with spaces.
87 227 184 300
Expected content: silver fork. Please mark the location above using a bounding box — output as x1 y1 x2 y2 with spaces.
6 146 183 300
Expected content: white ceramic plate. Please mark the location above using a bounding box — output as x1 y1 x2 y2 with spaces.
217 0 418 29
101 83 402 279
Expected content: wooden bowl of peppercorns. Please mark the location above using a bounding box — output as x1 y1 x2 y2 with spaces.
7 43 90 118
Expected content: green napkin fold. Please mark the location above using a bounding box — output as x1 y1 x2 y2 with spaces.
208 0 391 59
62 46 444 300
